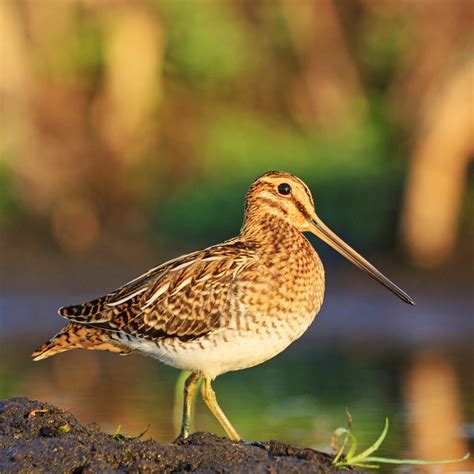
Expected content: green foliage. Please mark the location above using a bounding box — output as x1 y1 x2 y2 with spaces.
58 424 71 433
332 415 470 469
159 0 256 87
112 424 122 439
67 17 104 75
157 108 403 250
7 0 471 255
112 424 150 441
357 17 409 88
0 159 17 221
39 16 104 79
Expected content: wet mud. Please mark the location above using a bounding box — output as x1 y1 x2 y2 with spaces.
0 398 359 473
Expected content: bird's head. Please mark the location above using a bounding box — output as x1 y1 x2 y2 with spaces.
244 171 317 231
244 171 415 306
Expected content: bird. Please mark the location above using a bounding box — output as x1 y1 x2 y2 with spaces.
32 171 414 442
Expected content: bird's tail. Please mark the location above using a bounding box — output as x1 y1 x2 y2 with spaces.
32 323 132 361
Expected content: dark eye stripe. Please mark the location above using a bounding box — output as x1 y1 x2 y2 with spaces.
293 198 311 220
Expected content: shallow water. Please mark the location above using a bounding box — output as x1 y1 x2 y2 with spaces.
1 259 473 473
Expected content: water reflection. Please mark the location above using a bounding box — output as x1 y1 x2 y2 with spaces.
404 350 473 473
1 337 472 472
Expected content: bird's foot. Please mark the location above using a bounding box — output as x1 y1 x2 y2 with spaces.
173 432 188 444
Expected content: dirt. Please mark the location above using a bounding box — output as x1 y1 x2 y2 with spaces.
0 398 360 473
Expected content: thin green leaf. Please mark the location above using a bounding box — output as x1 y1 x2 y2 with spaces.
349 418 389 464
136 424 151 439
352 462 381 469
332 441 346 464
335 461 379 469
332 429 359 465
346 430 358 459
332 410 359 466
112 424 121 438
330 415 470 470
342 410 357 459
332 427 350 464
362 453 470 465
345 408 353 429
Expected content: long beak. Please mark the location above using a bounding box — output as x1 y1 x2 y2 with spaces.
311 217 415 305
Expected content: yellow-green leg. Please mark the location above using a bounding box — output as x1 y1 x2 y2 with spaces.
201 377 242 441
176 372 201 440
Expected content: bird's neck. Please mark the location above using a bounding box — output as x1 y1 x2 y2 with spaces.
240 213 305 249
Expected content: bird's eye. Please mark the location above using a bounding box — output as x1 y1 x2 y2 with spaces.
277 183 292 195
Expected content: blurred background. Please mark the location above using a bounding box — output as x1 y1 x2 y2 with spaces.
0 0 472 471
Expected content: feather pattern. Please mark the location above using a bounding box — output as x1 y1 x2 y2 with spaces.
59 239 258 342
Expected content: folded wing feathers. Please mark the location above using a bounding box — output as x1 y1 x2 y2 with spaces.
141 282 170 309
107 287 148 307
57 242 256 340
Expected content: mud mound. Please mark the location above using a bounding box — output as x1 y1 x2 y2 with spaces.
0 398 358 473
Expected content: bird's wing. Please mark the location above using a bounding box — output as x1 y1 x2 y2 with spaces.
59 241 258 342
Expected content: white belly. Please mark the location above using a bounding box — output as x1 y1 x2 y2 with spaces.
117 316 313 379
